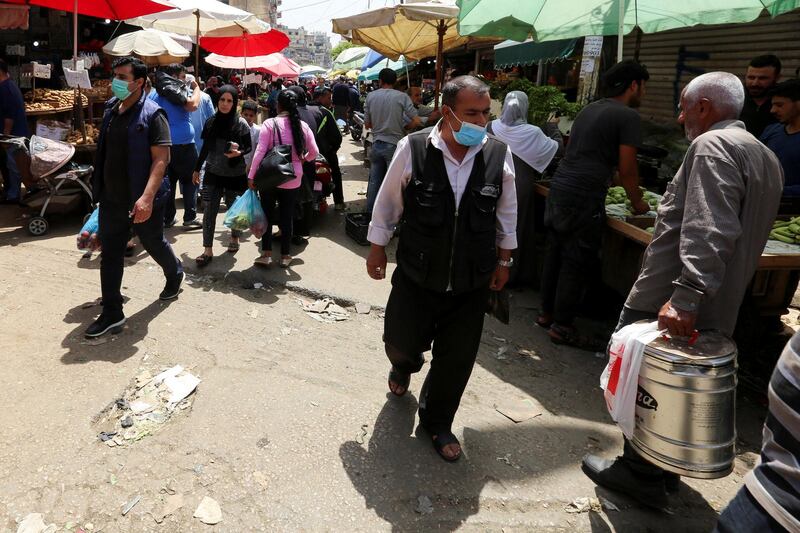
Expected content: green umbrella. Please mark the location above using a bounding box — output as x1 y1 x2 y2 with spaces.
358 56 417 81
457 0 800 60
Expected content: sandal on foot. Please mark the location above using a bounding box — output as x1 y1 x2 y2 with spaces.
388 367 410 397
549 324 607 352
425 428 462 462
195 254 213 268
536 315 553 329
279 256 293 268
227 240 240 253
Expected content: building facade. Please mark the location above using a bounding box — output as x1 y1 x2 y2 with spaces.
279 25 332 68
224 0 280 27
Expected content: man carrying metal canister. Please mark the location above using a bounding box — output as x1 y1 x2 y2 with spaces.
582 71 784 509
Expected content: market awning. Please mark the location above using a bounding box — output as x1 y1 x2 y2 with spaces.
0 4 29 30
494 38 577 69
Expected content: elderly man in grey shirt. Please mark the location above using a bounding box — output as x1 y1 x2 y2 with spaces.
582 71 784 510
364 68 421 212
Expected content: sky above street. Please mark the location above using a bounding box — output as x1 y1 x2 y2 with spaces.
279 0 399 42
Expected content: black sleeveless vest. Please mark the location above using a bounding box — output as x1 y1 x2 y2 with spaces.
396 128 507 294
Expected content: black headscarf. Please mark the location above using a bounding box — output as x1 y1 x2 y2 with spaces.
206 84 240 140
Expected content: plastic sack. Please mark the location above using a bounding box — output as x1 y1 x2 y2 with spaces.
600 321 661 438
223 189 267 238
76 207 100 250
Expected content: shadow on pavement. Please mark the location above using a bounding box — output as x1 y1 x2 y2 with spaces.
60 297 173 365
340 395 622 532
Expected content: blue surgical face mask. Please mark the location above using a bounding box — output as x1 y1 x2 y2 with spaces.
446 107 486 146
111 78 132 101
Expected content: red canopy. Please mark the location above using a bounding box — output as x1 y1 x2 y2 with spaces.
199 29 289 58
23 0 172 20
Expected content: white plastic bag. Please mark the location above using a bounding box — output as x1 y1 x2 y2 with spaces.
600 321 661 438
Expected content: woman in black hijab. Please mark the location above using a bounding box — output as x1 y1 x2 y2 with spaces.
192 84 252 266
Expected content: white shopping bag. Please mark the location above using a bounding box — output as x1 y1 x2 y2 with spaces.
600 321 662 438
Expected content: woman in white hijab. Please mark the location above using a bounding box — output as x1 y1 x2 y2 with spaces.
488 91 562 285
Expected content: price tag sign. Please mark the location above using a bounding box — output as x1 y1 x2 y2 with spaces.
62 59 86 72
579 57 596 77
6 45 25 56
32 62 51 79
583 36 604 58
64 67 91 89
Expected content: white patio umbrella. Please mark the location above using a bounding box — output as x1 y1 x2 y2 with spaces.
103 29 190 66
300 65 327 76
332 0 477 107
126 0 271 75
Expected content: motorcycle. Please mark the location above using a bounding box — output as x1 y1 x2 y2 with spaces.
349 111 365 142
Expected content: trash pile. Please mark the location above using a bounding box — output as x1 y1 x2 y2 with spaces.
97 365 200 447
298 298 350 323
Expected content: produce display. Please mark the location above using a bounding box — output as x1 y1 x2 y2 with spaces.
769 218 800 244
605 186 662 218
81 80 112 100
24 89 88 112
66 123 100 145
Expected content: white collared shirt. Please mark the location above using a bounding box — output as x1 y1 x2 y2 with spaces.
367 123 518 250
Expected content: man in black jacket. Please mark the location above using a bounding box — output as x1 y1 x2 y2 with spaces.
87 57 184 338
310 86 345 209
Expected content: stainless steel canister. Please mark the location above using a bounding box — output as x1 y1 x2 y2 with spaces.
629 331 737 479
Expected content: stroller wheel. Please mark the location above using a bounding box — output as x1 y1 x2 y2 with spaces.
28 216 49 236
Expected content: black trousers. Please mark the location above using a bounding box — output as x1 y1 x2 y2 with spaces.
99 198 183 317
260 186 299 255
322 149 344 205
383 268 488 433
540 188 605 326
201 172 246 248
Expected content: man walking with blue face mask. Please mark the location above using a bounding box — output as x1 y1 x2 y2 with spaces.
86 56 184 338
366 75 518 462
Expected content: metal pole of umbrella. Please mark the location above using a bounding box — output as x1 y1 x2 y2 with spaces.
617 0 625 62
73 0 86 142
433 19 445 110
195 10 200 78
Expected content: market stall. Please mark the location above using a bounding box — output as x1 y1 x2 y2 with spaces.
533 183 800 328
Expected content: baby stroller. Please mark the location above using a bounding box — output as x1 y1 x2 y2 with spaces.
0 135 94 236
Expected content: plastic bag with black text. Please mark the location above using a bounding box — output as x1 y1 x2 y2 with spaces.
599 321 661 438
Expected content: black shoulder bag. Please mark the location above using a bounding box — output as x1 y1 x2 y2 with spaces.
254 119 295 192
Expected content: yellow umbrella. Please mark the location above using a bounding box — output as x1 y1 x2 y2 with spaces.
345 69 361 79
332 0 487 107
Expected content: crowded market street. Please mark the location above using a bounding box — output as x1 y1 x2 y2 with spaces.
0 136 773 532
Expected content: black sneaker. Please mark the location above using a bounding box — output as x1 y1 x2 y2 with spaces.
182 218 202 229
159 271 185 300
164 218 178 229
85 313 126 338
581 454 669 510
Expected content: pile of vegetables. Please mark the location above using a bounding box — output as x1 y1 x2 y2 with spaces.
227 213 251 232
605 186 662 219
769 218 800 244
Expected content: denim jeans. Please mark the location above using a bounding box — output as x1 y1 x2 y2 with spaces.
366 140 397 213
3 147 21 201
164 143 198 223
201 172 246 248
714 488 786 532
99 198 183 317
